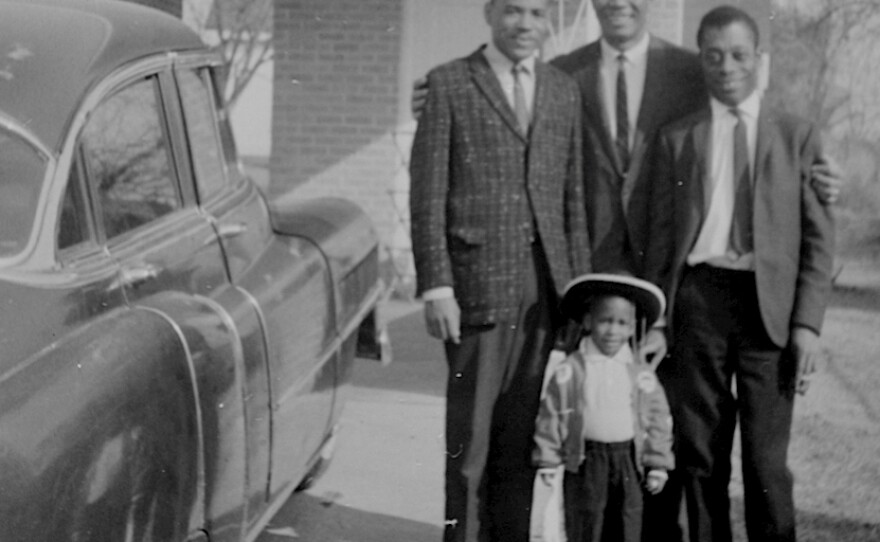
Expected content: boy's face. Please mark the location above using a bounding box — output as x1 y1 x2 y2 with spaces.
585 295 636 357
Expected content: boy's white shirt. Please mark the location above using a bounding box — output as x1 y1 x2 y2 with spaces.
580 337 636 443
537 336 669 482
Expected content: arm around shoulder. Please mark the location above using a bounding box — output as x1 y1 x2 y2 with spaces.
792 124 836 333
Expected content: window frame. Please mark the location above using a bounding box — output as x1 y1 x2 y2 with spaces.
71 65 187 250
172 59 232 207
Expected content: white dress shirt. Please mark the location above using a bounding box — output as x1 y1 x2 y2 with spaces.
421 42 537 302
600 33 650 150
482 40 537 120
580 336 636 443
687 91 761 270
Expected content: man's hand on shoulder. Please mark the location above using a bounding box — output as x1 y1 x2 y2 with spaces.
641 327 668 369
411 76 428 120
811 152 845 205
424 296 461 344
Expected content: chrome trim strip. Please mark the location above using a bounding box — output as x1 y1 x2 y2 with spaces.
135 304 207 537
0 111 51 157
231 283 276 499
273 280 385 407
190 293 249 538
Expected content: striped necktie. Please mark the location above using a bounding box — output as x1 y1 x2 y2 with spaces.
615 54 630 173
512 64 530 135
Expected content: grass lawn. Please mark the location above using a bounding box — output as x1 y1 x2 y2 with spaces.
726 257 880 541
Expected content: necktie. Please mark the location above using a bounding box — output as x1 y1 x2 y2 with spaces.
512 65 530 135
729 108 753 255
615 54 630 173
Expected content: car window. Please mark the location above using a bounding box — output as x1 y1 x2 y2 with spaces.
177 68 227 203
80 76 181 240
0 130 48 257
57 153 91 251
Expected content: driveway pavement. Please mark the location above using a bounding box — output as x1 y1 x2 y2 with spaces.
255 277 880 541
256 300 447 542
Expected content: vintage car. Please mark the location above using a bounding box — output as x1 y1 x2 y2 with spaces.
0 0 388 540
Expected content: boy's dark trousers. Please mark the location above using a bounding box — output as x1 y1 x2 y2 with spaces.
564 440 643 542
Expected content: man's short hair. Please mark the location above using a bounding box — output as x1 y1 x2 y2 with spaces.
697 5 760 48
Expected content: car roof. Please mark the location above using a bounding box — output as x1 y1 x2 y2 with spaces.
0 0 205 154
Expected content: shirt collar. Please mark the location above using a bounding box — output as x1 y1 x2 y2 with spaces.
483 40 537 76
579 336 634 364
600 32 650 64
710 89 761 122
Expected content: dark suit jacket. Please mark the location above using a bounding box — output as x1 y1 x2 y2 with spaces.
409 48 591 326
643 105 835 347
552 37 705 274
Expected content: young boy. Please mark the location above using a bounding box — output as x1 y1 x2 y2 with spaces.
533 273 674 542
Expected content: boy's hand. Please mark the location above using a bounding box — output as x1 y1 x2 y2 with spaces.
538 467 559 486
411 76 428 120
644 470 667 495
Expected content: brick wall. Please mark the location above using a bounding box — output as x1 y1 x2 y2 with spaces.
270 0 407 288
123 0 182 17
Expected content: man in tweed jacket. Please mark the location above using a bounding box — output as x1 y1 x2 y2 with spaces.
409 1 590 541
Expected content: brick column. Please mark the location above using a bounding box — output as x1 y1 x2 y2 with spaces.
271 0 405 242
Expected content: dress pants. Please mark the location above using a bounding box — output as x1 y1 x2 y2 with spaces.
443 244 556 542
564 440 643 542
666 264 797 542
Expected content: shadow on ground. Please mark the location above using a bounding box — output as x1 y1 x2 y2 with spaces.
829 282 880 312
257 491 443 542
355 301 447 397
728 497 880 542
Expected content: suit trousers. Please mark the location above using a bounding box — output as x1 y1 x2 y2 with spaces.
443 243 556 542
665 264 796 542
564 440 643 542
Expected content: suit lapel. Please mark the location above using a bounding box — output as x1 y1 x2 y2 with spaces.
682 109 712 252
622 38 666 207
531 62 549 136
580 43 623 178
754 108 773 192
468 49 527 142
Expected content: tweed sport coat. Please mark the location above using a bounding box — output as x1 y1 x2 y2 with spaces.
643 105 835 347
409 47 591 326
551 37 705 275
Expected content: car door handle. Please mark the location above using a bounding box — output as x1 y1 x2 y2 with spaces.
110 264 160 290
217 222 247 240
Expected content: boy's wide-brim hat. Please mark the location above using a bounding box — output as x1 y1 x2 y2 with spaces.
560 273 666 327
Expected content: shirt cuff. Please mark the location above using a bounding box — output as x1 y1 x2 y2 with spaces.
422 286 454 301
647 469 669 481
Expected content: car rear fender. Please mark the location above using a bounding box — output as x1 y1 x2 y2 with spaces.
268 197 389 360
131 289 258 541
0 307 203 542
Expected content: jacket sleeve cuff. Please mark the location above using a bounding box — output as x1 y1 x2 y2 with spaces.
647 469 668 481
421 286 454 301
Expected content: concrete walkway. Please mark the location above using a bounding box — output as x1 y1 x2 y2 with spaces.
256 286 880 541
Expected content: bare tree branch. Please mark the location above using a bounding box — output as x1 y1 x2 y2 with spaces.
187 0 273 106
